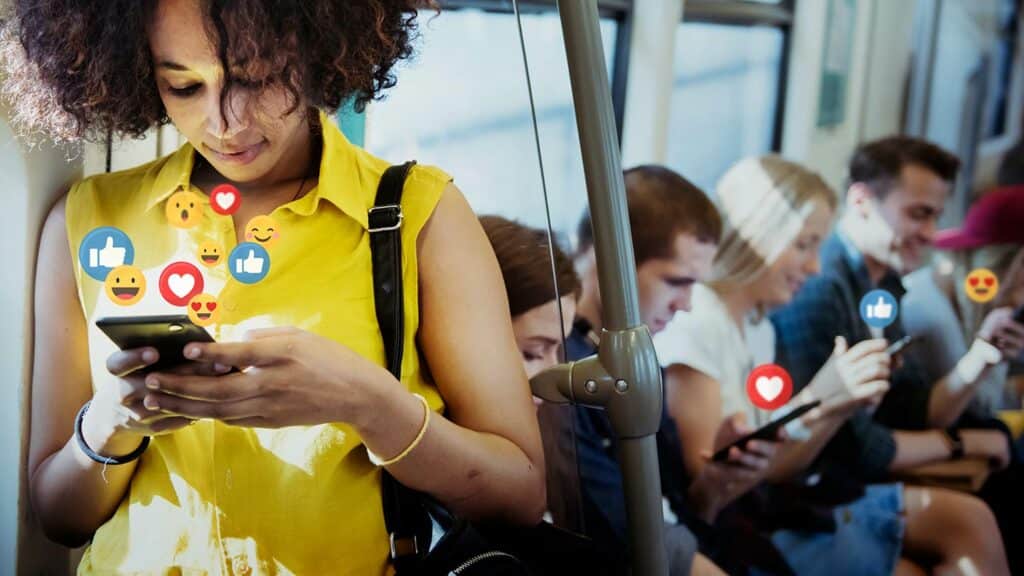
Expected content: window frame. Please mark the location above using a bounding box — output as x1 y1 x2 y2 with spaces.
680 0 795 152
436 0 633 142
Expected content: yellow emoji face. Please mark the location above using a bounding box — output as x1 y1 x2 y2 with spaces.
104 265 146 306
186 293 220 326
165 190 204 229
197 240 223 268
965 268 999 303
245 215 280 248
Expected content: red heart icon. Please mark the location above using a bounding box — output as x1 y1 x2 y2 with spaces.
210 184 241 216
206 302 217 311
969 277 980 286
191 301 202 311
984 277 995 286
158 262 204 307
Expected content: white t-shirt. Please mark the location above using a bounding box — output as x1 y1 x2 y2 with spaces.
654 283 775 427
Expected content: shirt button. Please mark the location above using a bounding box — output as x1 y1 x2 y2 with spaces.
842 509 853 524
231 556 252 575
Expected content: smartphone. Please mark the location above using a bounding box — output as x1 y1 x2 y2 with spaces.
885 334 918 358
1013 304 1024 324
95 314 216 372
712 400 822 462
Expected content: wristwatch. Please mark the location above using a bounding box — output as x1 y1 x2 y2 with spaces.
944 428 965 460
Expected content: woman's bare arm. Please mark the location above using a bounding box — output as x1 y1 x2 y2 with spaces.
28 196 142 546
354 183 546 525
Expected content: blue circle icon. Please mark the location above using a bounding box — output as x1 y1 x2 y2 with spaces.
228 242 271 284
860 289 898 329
79 227 135 281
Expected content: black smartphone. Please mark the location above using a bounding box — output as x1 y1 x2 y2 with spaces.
885 334 918 358
712 399 822 462
95 314 216 372
1013 304 1024 324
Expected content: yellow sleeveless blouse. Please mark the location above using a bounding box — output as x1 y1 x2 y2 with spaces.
65 112 450 575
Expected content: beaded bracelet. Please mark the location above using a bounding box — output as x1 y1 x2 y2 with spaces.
367 393 431 467
74 400 150 466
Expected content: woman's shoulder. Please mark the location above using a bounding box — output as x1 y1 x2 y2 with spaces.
66 153 176 211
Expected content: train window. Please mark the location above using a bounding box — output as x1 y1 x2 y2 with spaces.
665 22 784 193
982 0 1020 140
364 6 617 237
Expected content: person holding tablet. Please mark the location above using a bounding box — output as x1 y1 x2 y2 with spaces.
10 1 545 573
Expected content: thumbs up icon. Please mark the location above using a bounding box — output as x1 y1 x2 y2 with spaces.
865 296 892 319
240 250 264 274
229 242 270 284
89 236 127 268
860 289 898 328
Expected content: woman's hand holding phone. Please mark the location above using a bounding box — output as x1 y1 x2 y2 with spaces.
138 326 394 430
805 336 891 420
81 347 230 458
977 306 1024 360
689 412 784 522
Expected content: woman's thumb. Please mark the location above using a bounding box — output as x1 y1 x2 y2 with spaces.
833 335 848 356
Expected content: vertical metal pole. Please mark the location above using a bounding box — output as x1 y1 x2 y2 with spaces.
557 2 669 575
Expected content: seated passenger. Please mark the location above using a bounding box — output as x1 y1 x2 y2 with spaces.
571 165 790 576
772 137 1011 574
657 155 986 575
480 215 581 526
14 2 546 573
902 187 1024 416
482 214 724 575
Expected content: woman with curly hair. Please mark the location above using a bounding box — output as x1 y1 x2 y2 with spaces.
6 0 546 573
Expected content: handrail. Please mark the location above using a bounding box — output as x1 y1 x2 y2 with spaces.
530 2 670 574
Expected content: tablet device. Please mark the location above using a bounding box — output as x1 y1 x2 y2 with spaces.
95 314 216 372
712 399 821 462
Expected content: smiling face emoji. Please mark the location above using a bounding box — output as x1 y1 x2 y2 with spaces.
104 265 146 306
965 268 999 303
197 240 223 268
186 293 220 326
165 190 204 229
245 215 280 248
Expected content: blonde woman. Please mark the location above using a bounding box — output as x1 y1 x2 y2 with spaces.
655 156 1009 575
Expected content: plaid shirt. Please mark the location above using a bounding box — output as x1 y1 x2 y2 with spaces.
771 233 933 483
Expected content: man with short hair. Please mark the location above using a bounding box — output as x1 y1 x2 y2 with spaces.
569 165 790 576
773 136 1019 571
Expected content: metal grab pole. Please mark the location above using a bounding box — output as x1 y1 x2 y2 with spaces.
556 2 669 575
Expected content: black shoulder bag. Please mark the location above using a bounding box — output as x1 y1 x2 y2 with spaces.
369 163 621 576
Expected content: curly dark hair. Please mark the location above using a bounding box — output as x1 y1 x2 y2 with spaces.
0 0 433 143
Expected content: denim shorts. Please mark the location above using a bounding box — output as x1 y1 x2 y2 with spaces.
754 483 905 576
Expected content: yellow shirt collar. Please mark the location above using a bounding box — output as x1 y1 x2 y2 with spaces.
145 110 370 229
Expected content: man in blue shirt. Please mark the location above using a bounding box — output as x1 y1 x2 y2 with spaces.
773 136 1022 572
569 165 791 576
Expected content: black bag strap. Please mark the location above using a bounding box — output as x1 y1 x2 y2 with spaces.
368 161 431 573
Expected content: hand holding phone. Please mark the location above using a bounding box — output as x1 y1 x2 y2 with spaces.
96 314 219 373
711 400 820 462
885 334 919 359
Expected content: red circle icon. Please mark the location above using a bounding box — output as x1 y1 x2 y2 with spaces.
210 184 241 215
746 364 793 411
159 262 205 307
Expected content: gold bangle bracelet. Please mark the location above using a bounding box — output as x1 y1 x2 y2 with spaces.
367 393 431 467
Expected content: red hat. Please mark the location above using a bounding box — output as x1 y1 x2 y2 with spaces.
933 186 1024 249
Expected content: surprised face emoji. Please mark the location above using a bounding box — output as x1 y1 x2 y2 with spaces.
187 293 220 327
165 190 204 229
965 268 999 303
104 265 146 306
